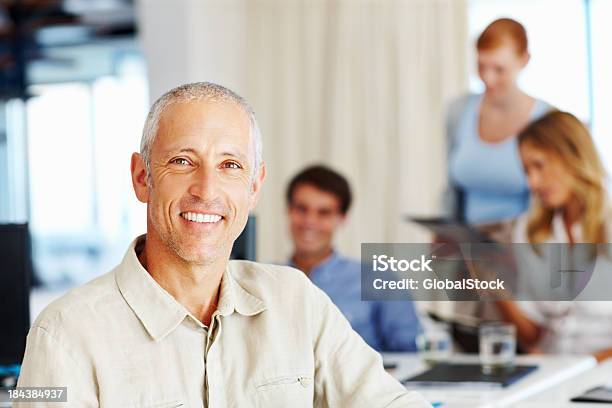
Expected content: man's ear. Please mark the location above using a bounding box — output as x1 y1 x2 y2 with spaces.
249 162 266 210
131 152 149 203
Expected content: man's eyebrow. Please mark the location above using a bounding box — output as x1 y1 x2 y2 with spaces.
161 147 198 159
221 151 249 163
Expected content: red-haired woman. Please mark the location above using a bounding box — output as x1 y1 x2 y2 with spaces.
445 18 553 239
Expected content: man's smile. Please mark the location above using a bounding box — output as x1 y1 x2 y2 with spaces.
180 211 224 224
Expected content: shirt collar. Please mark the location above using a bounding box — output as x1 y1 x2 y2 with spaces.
551 212 583 243
289 250 342 278
217 261 266 317
116 235 266 341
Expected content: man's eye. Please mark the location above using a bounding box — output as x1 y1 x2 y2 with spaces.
293 204 307 214
171 158 191 166
223 161 242 169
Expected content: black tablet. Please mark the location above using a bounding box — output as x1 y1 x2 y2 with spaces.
407 216 495 243
402 363 537 388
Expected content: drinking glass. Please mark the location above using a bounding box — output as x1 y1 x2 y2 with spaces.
416 324 452 365
479 322 516 374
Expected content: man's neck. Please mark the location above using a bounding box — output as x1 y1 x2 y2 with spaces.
291 247 334 276
138 236 226 326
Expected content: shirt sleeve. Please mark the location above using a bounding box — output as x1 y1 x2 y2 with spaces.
310 286 431 408
15 326 98 408
376 301 421 352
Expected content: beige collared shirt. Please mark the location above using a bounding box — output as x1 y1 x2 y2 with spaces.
17 236 430 407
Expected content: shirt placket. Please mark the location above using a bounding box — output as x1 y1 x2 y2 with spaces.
204 313 225 408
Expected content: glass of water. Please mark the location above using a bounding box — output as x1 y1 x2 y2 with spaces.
479 322 516 374
416 323 452 365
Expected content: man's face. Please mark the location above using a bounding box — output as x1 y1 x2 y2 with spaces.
288 183 345 258
131 99 265 266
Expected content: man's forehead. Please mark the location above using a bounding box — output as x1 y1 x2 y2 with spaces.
154 99 253 153
158 99 250 130
294 184 341 208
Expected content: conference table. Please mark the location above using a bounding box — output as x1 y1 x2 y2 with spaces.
0 353 606 407
515 360 612 408
384 353 599 408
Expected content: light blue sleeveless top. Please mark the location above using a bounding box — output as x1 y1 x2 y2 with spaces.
449 94 552 224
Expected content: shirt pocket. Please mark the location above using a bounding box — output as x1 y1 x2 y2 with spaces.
254 372 313 408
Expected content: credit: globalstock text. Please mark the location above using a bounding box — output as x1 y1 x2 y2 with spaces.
372 277 505 290
370 254 506 291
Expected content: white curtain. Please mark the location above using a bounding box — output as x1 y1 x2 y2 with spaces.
138 0 468 263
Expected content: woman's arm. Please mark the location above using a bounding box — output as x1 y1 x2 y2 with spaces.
442 95 471 220
495 300 543 349
594 348 612 362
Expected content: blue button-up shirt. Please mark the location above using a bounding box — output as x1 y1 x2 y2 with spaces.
290 252 420 352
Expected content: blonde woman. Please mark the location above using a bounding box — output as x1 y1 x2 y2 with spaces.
496 111 612 361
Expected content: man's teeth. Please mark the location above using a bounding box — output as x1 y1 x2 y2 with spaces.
181 212 222 223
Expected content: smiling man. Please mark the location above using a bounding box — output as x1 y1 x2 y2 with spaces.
287 166 422 352
16 83 430 407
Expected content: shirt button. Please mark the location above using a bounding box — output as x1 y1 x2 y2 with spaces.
298 377 312 387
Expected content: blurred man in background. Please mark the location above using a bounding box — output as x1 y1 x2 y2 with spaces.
287 165 422 352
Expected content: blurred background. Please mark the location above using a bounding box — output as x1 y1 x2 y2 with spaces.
0 0 610 291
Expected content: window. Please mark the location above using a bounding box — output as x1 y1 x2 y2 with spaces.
26 55 148 284
468 0 589 118
468 0 612 172
591 0 612 166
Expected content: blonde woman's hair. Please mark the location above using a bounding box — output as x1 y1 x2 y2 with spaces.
518 111 607 243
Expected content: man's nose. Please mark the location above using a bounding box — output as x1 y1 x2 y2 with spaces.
301 210 319 227
188 166 218 199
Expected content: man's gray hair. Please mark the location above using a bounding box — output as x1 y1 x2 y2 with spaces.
140 82 263 178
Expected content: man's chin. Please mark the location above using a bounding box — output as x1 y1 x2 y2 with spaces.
171 242 225 266
297 245 330 259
